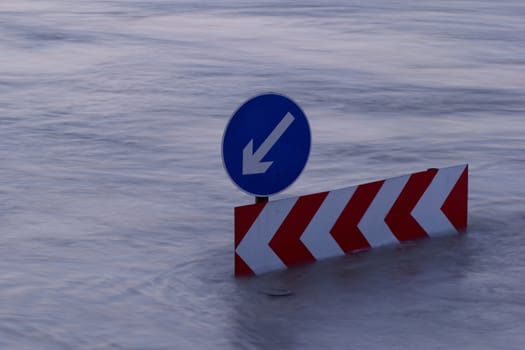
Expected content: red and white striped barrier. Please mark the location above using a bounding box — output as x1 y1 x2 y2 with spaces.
234 164 468 276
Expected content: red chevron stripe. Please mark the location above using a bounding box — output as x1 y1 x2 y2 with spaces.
234 202 266 248
268 192 328 266
330 180 384 253
235 253 255 277
234 202 266 276
385 169 437 241
441 165 468 232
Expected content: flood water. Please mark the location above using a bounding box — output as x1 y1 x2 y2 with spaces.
1 0 524 348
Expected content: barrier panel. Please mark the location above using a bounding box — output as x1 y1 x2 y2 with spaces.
234 164 468 276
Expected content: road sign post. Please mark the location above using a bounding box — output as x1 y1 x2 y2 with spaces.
222 94 469 278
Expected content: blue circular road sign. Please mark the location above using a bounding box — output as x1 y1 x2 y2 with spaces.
222 93 311 196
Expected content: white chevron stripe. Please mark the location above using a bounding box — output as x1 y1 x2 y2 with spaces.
412 165 465 236
358 175 409 247
300 186 356 260
236 197 297 275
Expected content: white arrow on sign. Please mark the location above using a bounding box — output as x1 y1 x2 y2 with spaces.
242 112 295 175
